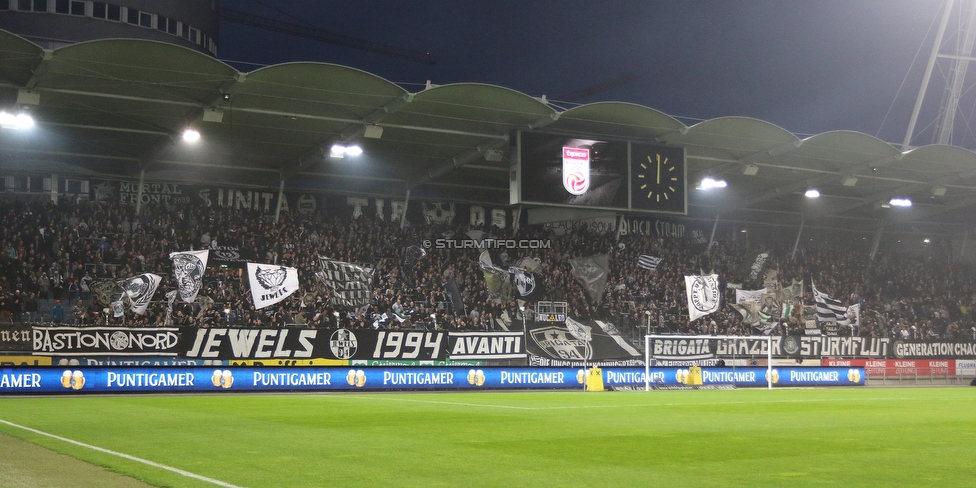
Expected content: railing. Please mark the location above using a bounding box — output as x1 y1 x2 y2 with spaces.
865 367 969 386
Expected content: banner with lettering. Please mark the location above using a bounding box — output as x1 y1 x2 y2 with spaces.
178 327 448 361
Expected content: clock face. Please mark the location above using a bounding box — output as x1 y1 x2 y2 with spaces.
631 144 685 213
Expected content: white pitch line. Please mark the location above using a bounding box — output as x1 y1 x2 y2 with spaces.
360 395 915 411
0 419 244 488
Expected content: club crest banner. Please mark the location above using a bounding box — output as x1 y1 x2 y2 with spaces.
122 273 162 315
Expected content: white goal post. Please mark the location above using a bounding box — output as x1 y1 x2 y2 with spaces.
644 334 773 391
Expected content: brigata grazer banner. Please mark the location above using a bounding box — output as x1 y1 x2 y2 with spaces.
0 366 863 394
648 336 976 361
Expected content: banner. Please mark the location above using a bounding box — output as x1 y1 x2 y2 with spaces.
648 336 896 362
602 367 865 387
685 274 721 321
317 256 372 309
179 327 448 361
0 323 32 352
170 250 209 303
210 246 255 268
525 320 641 363
32 327 181 356
448 332 525 359
246 262 300 310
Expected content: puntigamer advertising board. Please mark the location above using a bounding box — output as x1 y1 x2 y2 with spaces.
0 366 863 394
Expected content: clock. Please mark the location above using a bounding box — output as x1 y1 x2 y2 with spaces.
630 144 686 213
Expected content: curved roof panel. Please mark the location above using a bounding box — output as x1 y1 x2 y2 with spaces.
3 35 976 235
549 102 684 141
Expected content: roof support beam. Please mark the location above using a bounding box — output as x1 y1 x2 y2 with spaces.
408 113 559 188
280 93 414 180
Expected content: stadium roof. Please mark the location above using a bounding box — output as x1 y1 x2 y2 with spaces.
3 30 976 240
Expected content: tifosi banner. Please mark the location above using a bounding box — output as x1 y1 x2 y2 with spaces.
648 336 894 361
0 323 33 352
448 332 525 360
525 320 641 364
32 327 181 356
178 328 448 361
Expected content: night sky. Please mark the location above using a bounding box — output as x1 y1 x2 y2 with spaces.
218 0 947 147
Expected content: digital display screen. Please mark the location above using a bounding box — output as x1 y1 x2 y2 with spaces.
518 132 629 209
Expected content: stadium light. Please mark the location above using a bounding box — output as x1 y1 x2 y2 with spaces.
182 128 201 143
698 177 727 190
804 189 820 198
0 110 34 130
889 198 912 207
329 144 363 159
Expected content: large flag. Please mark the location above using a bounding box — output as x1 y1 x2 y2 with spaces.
637 255 662 271
444 278 465 315
122 273 162 315
812 282 850 326
509 267 546 301
748 252 769 280
317 256 373 309
90 279 122 307
247 262 300 310
569 254 609 305
478 250 512 302
685 273 721 322
163 290 178 325
170 250 209 303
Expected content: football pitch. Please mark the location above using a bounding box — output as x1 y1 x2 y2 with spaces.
0 387 974 487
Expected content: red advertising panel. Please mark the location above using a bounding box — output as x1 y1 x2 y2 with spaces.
822 359 955 376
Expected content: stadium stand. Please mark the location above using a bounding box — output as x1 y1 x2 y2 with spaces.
2 194 975 348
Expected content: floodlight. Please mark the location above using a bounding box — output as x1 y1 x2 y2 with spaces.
344 145 363 156
0 111 34 130
842 176 858 187
699 177 727 189
889 198 912 207
742 164 759 176
804 189 820 198
932 186 947 197
182 128 200 142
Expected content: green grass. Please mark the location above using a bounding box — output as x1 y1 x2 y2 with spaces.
0 388 974 487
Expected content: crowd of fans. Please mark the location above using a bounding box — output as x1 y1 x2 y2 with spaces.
2 194 976 345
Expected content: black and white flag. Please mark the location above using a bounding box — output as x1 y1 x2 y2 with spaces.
812 281 850 326
569 254 609 305
247 263 299 310
685 273 721 322
637 255 662 271
509 267 546 301
163 290 178 326
317 256 373 309
170 250 209 303
749 253 769 280
122 273 162 315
